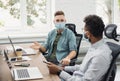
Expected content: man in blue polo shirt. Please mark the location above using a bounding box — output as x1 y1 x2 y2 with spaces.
31 11 77 66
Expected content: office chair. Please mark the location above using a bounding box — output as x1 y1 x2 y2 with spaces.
101 24 120 81
65 23 77 35
65 23 83 65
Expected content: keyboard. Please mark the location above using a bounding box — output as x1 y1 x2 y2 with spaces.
17 69 30 78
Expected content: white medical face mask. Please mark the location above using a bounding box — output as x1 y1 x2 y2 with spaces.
55 22 66 30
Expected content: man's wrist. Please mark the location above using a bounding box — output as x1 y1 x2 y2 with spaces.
57 70 62 76
65 57 71 62
39 48 42 52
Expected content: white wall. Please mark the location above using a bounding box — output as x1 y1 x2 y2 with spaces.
55 0 96 33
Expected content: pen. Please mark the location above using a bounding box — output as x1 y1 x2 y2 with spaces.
14 63 30 67
43 61 50 64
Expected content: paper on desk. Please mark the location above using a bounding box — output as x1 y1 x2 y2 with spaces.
6 46 36 55
22 56 31 60
6 46 23 53
22 48 36 55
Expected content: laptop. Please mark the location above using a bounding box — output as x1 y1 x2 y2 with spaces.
12 67 43 80
3 49 30 62
4 50 43 80
8 36 36 55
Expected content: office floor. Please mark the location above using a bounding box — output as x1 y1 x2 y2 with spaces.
115 65 120 81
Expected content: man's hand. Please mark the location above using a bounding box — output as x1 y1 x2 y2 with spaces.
47 62 62 74
60 57 71 66
30 41 41 50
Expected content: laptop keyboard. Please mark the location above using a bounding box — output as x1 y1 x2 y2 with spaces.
17 69 30 78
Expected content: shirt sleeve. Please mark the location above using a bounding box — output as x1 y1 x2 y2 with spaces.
64 65 80 72
68 31 77 51
82 55 111 81
42 31 52 50
60 55 111 81
59 71 72 80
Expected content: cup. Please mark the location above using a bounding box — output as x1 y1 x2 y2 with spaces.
16 48 22 60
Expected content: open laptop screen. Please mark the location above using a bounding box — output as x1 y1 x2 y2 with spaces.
7 36 36 55
8 36 17 56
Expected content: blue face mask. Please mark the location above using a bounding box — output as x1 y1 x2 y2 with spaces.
55 22 66 30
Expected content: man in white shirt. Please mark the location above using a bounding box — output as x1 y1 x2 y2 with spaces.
47 15 112 81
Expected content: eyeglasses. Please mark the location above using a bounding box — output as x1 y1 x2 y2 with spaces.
55 19 65 22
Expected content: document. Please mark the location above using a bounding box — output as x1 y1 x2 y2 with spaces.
6 46 36 55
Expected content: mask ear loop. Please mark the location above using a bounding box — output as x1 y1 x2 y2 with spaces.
84 31 89 39
84 31 92 42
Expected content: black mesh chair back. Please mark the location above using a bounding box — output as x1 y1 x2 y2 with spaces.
104 24 118 41
74 34 83 60
101 24 120 81
66 23 83 65
65 23 77 35
101 42 120 81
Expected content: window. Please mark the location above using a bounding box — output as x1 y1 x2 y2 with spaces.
113 0 120 33
0 0 54 39
96 0 120 34
96 0 110 25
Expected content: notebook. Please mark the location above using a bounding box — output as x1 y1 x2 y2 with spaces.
12 67 43 80
8 36 36 55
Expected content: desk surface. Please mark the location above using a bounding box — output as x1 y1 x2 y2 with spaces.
0 45 60 81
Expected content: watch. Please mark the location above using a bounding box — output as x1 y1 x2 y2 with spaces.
57 70 62 76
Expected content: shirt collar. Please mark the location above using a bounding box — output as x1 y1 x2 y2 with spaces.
91 39 104 49
56 28 67 35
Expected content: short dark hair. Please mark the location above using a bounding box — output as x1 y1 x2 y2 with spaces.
54 11 65 16
84 15 105 38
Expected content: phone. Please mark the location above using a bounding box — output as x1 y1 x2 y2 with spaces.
10 57 17 61
10 57 22 62
43 61 49 64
